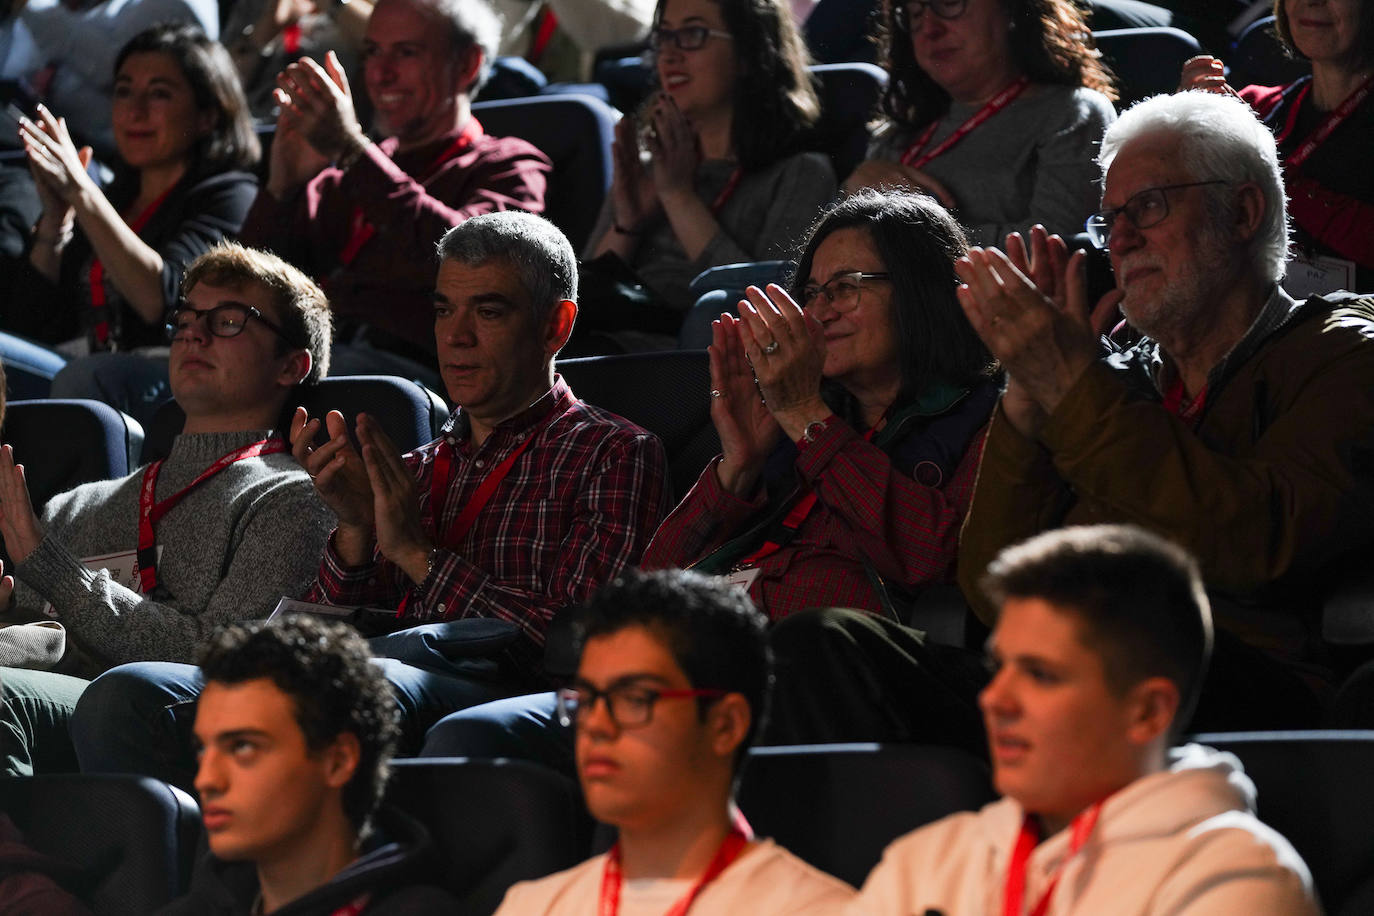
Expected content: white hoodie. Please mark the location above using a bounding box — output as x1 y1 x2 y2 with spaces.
849 744 1320 915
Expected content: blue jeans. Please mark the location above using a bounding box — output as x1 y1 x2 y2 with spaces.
72 655 520 789
419 691 572 777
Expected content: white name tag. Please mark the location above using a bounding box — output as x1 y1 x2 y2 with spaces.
41 547 158 618
1284 253 1357 299
267 598 394 621
723 567 762 592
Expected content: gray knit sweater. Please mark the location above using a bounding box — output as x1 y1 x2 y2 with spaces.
12 430 335 675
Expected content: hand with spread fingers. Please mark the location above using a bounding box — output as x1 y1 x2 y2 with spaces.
954 227 1113 432
356 413 433 584
645 92 700 199
290 407 374 534
274 51 368 165
736 283 830 440
18 107 96 209
609 114 660 232
709 313 782 496
0 445 44 565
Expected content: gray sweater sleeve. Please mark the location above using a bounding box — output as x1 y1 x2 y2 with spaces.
17 475 334 669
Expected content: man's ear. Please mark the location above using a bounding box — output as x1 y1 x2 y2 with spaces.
277 349 313 388
1233 181 1268 245
544 299 578 356
452 43 484 95
708 693 752 762
322 732 362 789
1124 676 1179 747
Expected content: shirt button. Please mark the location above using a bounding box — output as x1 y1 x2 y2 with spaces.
474 459 485 468
516 432 526 442
436 603 446 614
446 437 457 447
367 578 376 586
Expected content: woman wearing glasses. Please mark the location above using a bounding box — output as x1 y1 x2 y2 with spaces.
642 189 998 623
0 24 259 417
845 0 1116 245
576 0 838 346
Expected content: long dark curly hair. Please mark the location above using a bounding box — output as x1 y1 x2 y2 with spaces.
652 0 821 170
878 0 1117 130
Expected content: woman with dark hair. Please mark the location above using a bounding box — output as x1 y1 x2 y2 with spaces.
846 0 1117 245
642 188 998 621
1181 0 1374 294
0 22 259 404
577 0 838 343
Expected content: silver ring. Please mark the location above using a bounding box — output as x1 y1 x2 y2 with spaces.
763 340 780 355
709 389 723 399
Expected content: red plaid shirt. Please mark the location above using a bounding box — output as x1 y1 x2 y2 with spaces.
308 378 669 667
641 415 988 621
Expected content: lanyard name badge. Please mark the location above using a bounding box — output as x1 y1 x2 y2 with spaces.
1002 800 1103 916
88 186 175 346
901 76 1031 170
338 118 485 266
136 438 286 593
599 814 754 916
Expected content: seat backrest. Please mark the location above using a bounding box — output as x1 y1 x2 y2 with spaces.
1191 730 1374 915
809 62 888 181
3 399 144 507
0 774 202 915
140 375 448 463
1228 16 1310 91
384 758 594 914
557 351 719 500
1092 27 1204 107
471 94 616 252
738 743 996 888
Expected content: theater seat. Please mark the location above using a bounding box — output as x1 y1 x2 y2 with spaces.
1228 16 1310 91
737 742 996 888
557 351 719 500
140 375 449 463
384 758 594 914
1093 27 1204 107
0 774 201 915
3 399 144 508
471 94 616 252
1191 730 1374 916
810 62 888 180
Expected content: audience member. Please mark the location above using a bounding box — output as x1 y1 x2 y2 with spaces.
1180 0 1374 295
852 525 1320 915
71 211 669 785
158 615 457 915
0 242 335 777
0 0 219 158
577 0 837 343
493 569 855 915
846 0 1117 245
239 0 552 377
0 24 259 418
955 90 1374 728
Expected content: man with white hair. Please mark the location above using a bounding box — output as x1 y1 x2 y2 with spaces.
954 90 1374 729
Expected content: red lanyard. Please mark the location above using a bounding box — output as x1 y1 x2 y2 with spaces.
88 186 174 345
328 894 370 916
1162 376 1206 425
338 118 484 266
599 817 754 916
1002 801 1103 916
901 77 1030 170
136 438 286 593
1274 75 1373 173
282 23 302 54
733 415 880 570
430 426 538 549
710 167 744 215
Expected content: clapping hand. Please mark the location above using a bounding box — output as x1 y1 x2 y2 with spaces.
0 445 43 565
709 314 782 496
19 106 95 210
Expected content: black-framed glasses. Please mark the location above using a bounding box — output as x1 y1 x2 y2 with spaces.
1084 180 1230 249
555 682 728 729
166 303 299 346
648 25 733 52
801 271 891 312
895 0 968 30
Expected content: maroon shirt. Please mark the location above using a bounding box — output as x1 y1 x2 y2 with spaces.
239 122 552 351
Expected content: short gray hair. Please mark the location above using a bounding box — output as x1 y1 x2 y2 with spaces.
392 0 500 92
435 211 578 320
1099 91 1289 284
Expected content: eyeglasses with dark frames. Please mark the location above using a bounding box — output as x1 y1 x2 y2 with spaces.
555 682 728 729
801 271 892 312
1084 180 1231 249
166 303 300 347
648 25 734 52
895 0 969 30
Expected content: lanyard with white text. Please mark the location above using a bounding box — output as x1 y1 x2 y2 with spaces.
901 77 1031 170
137 438 286 593
599 815 754 916
1002 800 1103 916
1272 75 1373 173
338 118 485 266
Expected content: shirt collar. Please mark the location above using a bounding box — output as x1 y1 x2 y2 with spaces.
1149 285 1299 394
440 375 573 445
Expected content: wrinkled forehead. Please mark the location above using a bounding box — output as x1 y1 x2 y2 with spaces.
1101 133 1192 208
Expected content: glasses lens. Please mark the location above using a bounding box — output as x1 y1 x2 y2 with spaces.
1127 188 1170 232
648 28 667 50
833 277 862 303
935 0 967 18
679 26 709 49
801 284 825 307
608 686 657 727
209 305 251 337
